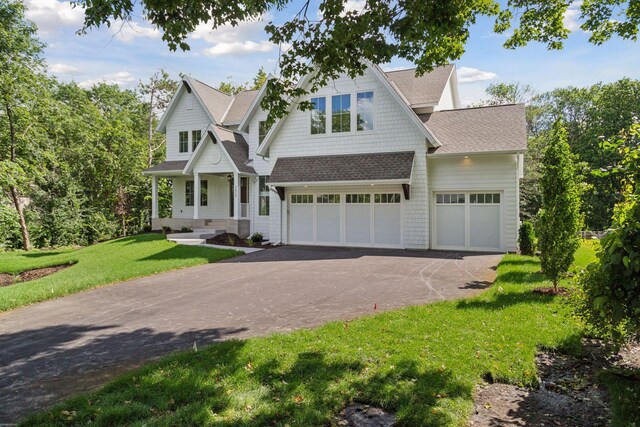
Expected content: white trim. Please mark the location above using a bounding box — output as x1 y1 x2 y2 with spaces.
182 125 243 175
428 150 526 158
268 178 410 187
237 74 275 132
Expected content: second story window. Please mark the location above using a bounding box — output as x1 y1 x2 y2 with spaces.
357 92 374 131
310 97 326 135
332 94 351 133
192 130 202 151
179 131 189 153
258 121 270 143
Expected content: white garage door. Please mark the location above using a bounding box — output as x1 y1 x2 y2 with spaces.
434 192 502 251
289 191 402 248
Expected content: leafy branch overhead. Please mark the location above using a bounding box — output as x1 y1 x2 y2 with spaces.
73 0 640 123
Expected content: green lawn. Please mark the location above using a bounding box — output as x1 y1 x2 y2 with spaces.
22 242 622 427
0 234 241 312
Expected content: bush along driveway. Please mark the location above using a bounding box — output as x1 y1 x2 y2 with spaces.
19 243 631 427
0 233 241 312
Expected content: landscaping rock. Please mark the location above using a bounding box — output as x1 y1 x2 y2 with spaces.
336 404 396 427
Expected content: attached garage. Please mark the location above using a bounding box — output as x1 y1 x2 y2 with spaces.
289 191 403 248
432 191 503 251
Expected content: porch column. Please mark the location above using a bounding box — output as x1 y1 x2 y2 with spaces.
151 175 158 219
193 173 200 220
233 172 240 220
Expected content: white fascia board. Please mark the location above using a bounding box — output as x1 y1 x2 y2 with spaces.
428 149 526 158
156 83 186 133
267 178 410 187
183 125 242 175
256 73 315 157
448 64 462 109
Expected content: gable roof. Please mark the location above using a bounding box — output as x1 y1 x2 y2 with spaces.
420 104 527 155
183 124 256 175
142 160 188 175
188 77 233 123
268 151 415 185
222 89 259 125
384 65 454 107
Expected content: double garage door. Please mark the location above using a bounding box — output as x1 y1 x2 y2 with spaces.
433 192 503 251
289 192 402 248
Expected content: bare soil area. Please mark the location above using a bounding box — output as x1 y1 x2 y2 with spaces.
0 264 74 287
206 232 273 249
472 339 639 426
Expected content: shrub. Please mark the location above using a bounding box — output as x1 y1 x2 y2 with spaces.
226 235 236 246
249 232 263 243
142 224 152 233
245 238 255 247
518 221 536 255
180 226 192 233
536 120 582 290
161 226 172 234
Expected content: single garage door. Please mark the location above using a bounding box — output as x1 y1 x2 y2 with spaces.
433 192 502 251
289 192 402 248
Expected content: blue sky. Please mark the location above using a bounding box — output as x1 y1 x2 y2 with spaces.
27 0 640 105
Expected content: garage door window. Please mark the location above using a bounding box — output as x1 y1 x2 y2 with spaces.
317 194 340 203
291 194 313 203
374 193 401 203
436 193 465 204
470 193 500 204
346 194 370 203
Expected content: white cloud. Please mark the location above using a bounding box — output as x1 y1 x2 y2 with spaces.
24 0 84 34
79 71 135 89
317 0 366 18
109 20 162 42
457 67 498 84
49 63 80 75
564 3 583 32
191 16 278 56
205 41 275 56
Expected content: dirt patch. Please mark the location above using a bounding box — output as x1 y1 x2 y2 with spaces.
0 263 74 288
334 404 396 427
206 233 273 249
533 287 570 296
472 340 611 426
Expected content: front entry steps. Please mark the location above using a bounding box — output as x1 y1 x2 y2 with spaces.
166 229 226 245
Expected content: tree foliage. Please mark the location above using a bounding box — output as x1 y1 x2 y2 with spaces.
73 0 640 124
536 120 583 290
575 122 640 343
518 221 536 256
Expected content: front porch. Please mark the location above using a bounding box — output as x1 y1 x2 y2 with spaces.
148 170 253 239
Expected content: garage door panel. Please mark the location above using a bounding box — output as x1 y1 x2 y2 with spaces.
374 204 401 246
317 204 341 243
469 205 500 249
435 205 465 248
346 205 371 244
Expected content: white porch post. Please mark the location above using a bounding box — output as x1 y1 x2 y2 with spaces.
193 173 200 220
151 175 158 219
233 172 240 220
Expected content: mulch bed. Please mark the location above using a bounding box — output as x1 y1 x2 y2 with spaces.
206 233 273 249
0 263 74 288
533 286 570 296
472 339 640 426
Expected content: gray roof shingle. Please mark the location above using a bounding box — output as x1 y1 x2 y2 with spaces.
189 79 233 123
223 90 259 124
214 126 257 174
268 152 415 184
143 160 187 173
420 104 527 155
384 65 454 106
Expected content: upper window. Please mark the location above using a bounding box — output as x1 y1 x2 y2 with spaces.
179 131 189 153
259 176 270 216
200 180 208 206
310 97 326 135
258 121 270 144
192 130 202 151
185 180 194 206
357 92 374 131
332 94 351 133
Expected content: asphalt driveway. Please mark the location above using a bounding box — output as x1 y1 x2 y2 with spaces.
0 245 502 424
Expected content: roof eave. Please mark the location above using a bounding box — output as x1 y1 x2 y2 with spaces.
267 178 411 187
428 149 527 157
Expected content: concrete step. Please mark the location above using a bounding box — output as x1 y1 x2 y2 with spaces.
166 229 226 241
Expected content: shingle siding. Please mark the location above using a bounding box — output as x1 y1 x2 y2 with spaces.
166 92 210 161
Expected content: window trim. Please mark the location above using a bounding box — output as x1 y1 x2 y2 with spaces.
185 180 194 207
200 179 208 207
258 176 270 216
331 93 352 133
310 96 327 135
192 130 202 151
258 121 270 144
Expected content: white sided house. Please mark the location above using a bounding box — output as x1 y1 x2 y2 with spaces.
144 64 526 252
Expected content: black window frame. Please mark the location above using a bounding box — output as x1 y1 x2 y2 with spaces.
258 176 270 216
179 131 189 153
192 130 202 151
185 180 194 206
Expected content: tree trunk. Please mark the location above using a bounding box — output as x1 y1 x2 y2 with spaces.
10 185 31 251
5 103 31 250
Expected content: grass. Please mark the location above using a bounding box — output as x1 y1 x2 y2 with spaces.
20 243 603 427
0 234 241 312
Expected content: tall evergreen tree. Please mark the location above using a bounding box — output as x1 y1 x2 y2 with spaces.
536 119 582 291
